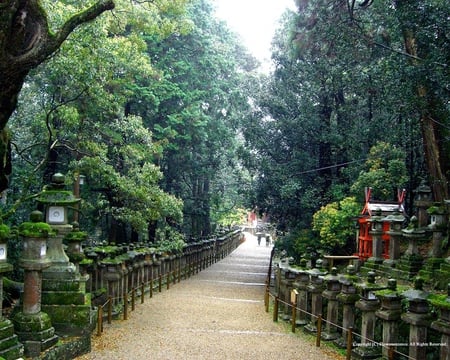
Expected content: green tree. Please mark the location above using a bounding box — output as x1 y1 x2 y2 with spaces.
128 0 257 237
350 142 409 201
348 0 450 201
312 196 360 254
0 0 115 191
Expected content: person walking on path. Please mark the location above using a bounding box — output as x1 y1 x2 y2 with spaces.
77 233 344 360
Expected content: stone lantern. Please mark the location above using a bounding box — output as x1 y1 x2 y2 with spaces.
352 271 385 359
427 204 447 258
375 278 402 359
0 222 24 359
64 222 87 273
367 209 385 266
382 210 405 267
430 284 450 360
414 181 433 227
321 267 341 340
12 211 58 357
401 277 432 360
304 259 327 333
335 265 360 349
36 174 92 336
396 216 426 279
36 173 80 272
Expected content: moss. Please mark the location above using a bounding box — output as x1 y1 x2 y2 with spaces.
36 189 80 204
427 205 446 215
18 221 55 238
79 258 93 265
0 223 9 241
92 245 119 254
428 293 450 309
64 230 88 242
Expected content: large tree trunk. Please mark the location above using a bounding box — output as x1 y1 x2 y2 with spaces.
399 16 449 202
0 0 115 192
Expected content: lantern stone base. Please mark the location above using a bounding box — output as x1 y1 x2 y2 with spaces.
419 257 449 290
41 275 93 336
11 312 58 358
390 254 423 281
0 319 24 360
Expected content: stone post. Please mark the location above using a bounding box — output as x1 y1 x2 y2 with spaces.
352 271 384 359
293 259 310 326
12 211 58 358
335 265 360 349
304 259 327 333
382 210 405 267
414 181 433 227
401 278 432 360
0 224 24 359
36 174 92 336
396 216 426 279
430 284 450 360
375 278 402 359
280 260 296 321
103 261 122 308
321 267 341 340
367 210 385 267
427 205 447 258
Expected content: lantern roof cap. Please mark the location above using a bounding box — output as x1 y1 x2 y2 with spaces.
36 173 80 205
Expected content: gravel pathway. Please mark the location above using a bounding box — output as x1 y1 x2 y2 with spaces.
77 233 344 360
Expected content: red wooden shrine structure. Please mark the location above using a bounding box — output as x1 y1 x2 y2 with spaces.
356 188 406 260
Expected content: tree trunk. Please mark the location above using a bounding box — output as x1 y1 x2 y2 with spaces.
400 21 449 202
0 0 115 192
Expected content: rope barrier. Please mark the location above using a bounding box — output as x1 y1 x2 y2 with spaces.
264 283 416 360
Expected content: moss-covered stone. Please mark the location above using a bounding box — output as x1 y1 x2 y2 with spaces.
11 312 53 335
18 220 55 238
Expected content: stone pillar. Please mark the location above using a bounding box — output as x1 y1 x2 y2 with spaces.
414 181 433 228
335 265 360 349
304 260 326 333
280 262 296 321
0 224 24 359
367 210 384 267
12 211 58 358
401 278 432 360
396 217 426 279
321 267 341 340
103 262 122 308
382 210 405 267
293 260 310 326
352 272 384 359
427 205 447 258
430 284 450 360
375 278 402 359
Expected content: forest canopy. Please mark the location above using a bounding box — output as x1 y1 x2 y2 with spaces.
0 0 448 258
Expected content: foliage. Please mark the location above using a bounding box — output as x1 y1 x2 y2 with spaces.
0 223 9 240
312 197 360 254
350 142 408 201
214 207 247 229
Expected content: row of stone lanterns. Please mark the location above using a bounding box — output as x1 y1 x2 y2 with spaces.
0 173 92 358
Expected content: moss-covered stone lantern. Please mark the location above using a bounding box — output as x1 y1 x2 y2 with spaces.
37 173 80 226
0 221 24 359
36 174 92 337
382 210 405 267
12 211 58 358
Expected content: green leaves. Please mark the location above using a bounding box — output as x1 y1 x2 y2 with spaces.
312 197 360 254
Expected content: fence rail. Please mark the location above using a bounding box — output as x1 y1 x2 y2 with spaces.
266 258 449 360
93 230 243 337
